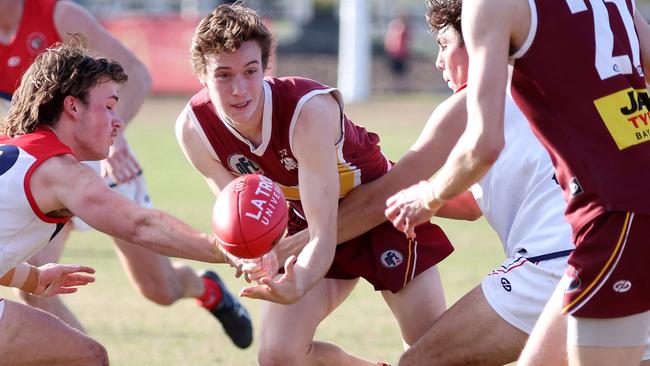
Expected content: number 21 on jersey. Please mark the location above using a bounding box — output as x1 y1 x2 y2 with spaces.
566 0 642 80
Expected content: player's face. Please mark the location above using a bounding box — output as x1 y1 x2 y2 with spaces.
73 78 123 160
204 41 265 131
435 27 469 91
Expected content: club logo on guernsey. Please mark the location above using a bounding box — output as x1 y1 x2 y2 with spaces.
228 154 263 175
278 149 297 171
7 56 20 68
380 250 403 268
595 88 650 150
26 32 47 55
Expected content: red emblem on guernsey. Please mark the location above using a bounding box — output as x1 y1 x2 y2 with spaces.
26 32 47 55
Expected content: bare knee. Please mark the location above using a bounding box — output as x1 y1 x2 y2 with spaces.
134 278 180 306
74 339 109 366
258 343 306 366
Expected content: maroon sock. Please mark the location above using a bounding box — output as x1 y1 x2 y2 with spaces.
197 276 223 310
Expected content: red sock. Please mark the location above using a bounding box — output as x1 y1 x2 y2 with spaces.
197 277 223 310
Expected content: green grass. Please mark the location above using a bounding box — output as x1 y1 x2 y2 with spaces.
1 93 503 365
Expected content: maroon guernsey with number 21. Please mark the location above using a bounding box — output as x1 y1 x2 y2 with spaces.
510 0 650 317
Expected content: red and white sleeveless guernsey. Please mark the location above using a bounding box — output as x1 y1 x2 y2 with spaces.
511 0 650 235
0 128 71 278
0 0 61 101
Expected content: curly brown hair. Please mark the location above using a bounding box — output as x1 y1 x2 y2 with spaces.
1 38 127 137
426 0 463 43
190 2 273 81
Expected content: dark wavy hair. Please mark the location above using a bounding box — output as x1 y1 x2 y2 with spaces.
2 36 127 137
426 0 463 44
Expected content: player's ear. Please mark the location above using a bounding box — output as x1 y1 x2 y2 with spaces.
63 95 79 116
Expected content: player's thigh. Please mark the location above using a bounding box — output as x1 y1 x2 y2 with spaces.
112 238 174 280
259 278 359 351
400 285 528 366
0 300 106 365
381 265 446 346
518 281 568 366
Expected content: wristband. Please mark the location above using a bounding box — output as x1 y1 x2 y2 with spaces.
9 262 30 288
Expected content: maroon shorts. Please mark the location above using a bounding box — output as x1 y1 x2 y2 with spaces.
563 211 650 318
288 209 454 293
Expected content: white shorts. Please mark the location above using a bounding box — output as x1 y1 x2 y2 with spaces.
482 254 650 360
72 161 153 231
481 254 568 334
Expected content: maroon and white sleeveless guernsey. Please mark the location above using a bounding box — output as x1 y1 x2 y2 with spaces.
510 0 650 234
0 128 71 277
186 77 389 209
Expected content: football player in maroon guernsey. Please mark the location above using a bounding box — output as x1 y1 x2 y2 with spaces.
176 3 455 366
385 0 650 365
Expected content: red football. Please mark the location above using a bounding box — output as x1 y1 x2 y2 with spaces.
212 174 288 259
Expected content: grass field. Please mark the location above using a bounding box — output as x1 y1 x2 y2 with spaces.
1 93 505 365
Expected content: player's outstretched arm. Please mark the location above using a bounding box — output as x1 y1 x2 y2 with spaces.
0 262 95 296
241 94 340 304
275 89 479 259
386 0 523 236
32 155 226 264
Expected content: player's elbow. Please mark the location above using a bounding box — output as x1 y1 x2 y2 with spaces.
473 137 503 169
129 61 153 95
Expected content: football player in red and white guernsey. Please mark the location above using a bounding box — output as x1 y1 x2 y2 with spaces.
0 0 252 348
0 43 235 365
385 0 650 365
175 3 455 366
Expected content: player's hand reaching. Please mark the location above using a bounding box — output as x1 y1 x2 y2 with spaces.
101 133 142 184
240 250 279 284
33 263 96 297
239 255 304 304
385 180 442 238
214 238 245 278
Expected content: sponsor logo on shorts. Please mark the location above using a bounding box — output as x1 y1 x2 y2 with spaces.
612 280 632 293
227 154 263 175
565 266 581 293
569 177 583 198
380 250 403 268
500 277 512 292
